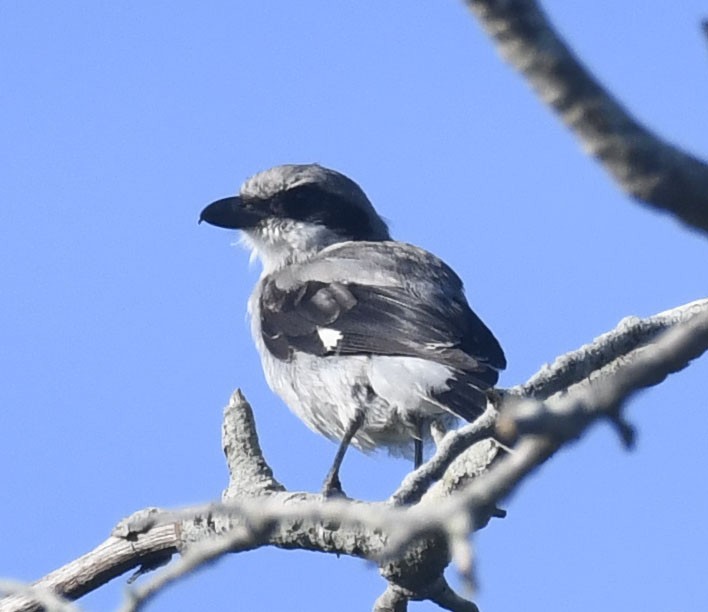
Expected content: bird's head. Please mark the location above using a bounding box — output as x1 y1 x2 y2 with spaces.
200 164 391 273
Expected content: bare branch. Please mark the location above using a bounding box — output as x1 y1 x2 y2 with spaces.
382 303 708 576
465 0 708 234
390 405 497 506
2 300 705 612
0 582 79 612
374 586 409 612
120 520 275 612
512 298 708 400
501 311 708 442
450 305 708 525
391 299 708 506
137 301 708 607
0 524 178 612
221 389 285 498
374 578 480 612
428 579 480 612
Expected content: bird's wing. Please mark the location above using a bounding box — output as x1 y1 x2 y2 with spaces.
259 241 506 389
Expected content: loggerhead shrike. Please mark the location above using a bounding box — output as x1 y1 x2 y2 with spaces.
200 164 505 496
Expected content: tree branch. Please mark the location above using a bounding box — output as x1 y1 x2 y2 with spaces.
0 523 179 612
465 0 708 234
0 582 78 612
512 298 708 400
390 405 498 506
221 389 285 498
2 299 706 612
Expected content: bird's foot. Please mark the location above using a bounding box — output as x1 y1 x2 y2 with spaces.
321 472 347 499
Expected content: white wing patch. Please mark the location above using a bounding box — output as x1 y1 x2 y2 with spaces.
317 327 343 351
424 341 455 350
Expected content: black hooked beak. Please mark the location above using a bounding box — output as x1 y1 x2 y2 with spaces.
199 196 264 229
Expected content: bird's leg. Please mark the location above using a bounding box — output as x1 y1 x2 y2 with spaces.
413 419 424 469
321 410 365 498
413 438 423 470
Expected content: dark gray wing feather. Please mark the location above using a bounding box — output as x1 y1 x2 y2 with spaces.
259 242 506 388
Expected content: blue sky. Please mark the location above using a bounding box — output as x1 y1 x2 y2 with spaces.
2 2 707 611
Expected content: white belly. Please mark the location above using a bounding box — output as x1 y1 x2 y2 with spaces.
249 292 455 456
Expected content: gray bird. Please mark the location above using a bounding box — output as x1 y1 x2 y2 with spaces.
200 164 505 496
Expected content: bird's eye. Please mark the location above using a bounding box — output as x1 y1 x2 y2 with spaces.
241 198 261 211
276 187 321 221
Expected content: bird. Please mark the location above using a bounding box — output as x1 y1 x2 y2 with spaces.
200 164 506 496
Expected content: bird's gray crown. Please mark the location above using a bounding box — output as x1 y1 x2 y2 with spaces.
239 164 391 242
241 164 366 205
